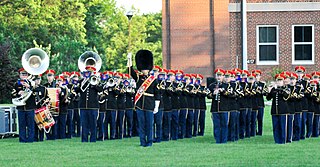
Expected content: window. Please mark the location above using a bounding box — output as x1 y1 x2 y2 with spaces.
292 25 314 64
256 25 279 65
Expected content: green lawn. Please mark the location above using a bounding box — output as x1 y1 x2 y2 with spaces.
0 106 320 166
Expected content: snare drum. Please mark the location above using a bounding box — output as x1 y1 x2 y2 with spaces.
34 106 55 132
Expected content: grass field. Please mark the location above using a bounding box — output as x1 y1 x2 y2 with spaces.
1 105 320 167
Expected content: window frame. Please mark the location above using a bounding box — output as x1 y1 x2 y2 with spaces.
292 24 314 65
256 25 279 65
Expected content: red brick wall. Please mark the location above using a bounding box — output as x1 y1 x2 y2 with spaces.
162 0 214 80
230 11 320 81
230 0 320 3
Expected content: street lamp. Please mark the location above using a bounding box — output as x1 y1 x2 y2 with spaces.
126 11 133 53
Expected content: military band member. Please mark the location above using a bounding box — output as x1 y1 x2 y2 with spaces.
266 74 290 144
62 72 73 139
33 74 49 142
252 70 268 136
208 69 230 143
128 50 160 147
76 65 103 142
153 66 165 143
12 68 37 143
97 71 109 141
185 74 196 138
313 79 320 137
169 70 180 140
162 69 173 141
44 69 58 140
238 70 251 139
115 72 126 139
233 68 243 140
305 73 318 138
225 70 237 142
247 73 258 137
178 73 189 139
70 71 81 137
124 74 135 138
192 74 201 137
55 75 69 139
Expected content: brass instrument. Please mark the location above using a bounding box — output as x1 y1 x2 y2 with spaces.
157 80 166 90
78 51 102 89
12 48 49 106
166 82 174 92
203 87 211 95
176 81 184 91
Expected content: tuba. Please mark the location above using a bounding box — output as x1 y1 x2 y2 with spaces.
78 51 102 87
12 48 50 106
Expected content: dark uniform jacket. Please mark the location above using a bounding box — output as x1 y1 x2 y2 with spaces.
163 81 173 112
156 82 165 110
238 82 251 109
297 80 309 111
66 84 76 109
287 85 303 114
186 84 196 110
266 87 290 115
129 67 160 112
75 79 103 109
208 81 230 112
199 85 207 110
229 81 238 111
125 89 135 110
44 81 57 88
256 81 267 108
59 86 69 114
12 80 37 111
193 84 201 110
105 85 119 110
171 82 180 110
34 85 49 108
307 86 317 113
116 84 126 110
99 85 108 111
179 82 188 110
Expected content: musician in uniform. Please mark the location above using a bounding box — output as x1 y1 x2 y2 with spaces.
56 75 69 139
162 69 173 141
238 70 251 139
62 72 74 139
97 71 109 141
169 70 180 140
247 73 258 137
124 74 135 138
114 72 126 139
266 74 290 144
312 79 320 137
44 69 59 140
305 73 318 138
70 71 81 137
208 69 230 143
192 74 201 137
233 68 243 140
76 65 103 142
185 74 196 138
33 74 49 142
226 70 238 142
12 68 37 143
127 50 160 147
104 71 118 140
153 66 165 143
178 73 189 139
288 73 304 141
197 74 207 136
252 70 267 136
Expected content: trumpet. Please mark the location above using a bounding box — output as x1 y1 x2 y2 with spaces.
203 87 211 95
176 82 184 91
90 74 100 85
157 80 166 90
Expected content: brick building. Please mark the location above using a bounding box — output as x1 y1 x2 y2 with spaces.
162 0 320 81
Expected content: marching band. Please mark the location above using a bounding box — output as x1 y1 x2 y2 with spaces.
11 48 320 146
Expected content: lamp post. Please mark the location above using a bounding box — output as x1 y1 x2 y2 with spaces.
126 11 133 53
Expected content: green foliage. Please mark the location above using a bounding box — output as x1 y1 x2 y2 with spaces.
1 106 320 166
0 0 162 102
270 67 284 79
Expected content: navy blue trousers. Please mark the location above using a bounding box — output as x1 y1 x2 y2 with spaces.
97 112 105 141
80 109 98 142
178 109 187 139
34 122 44 142
66 109 73 138
132 110 139 137
186 109 194 138
245 108 252 138
104 110 117 140
239 108 248 139
46 116 58 140
116 110 125 139
193 109 200 137
272 115 286 144
136 109 154 147
306 112 314 138
57 113 67 139
301 112 307 139
212 112 228 143
18 110 35 143
286 114 294 142
257 107 264 135
312 115 320 137
293 113 302 141
228 111 237 142
153 109 163 142
198 109 206 136
162 111 172 141
171 109 179 140
235 111 240 141
125 109 133 137
250 110 258 137
72 109 81 137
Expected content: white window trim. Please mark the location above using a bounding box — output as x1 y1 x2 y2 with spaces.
256 25 279 65
292 24 314 65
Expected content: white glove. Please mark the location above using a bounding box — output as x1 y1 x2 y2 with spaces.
127 52 132 67
153 100 160 114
